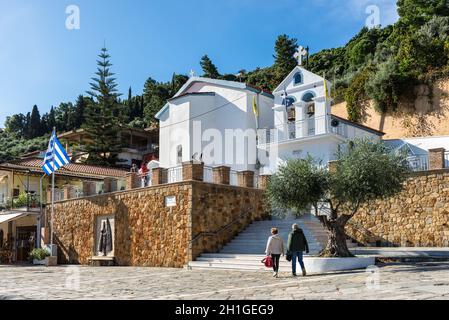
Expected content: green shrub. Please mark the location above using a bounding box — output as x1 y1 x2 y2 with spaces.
29 248 50 261
13 192 28 208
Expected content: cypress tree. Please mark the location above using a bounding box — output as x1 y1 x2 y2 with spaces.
48 106 56 132
84 47 123 166
29 105 42 138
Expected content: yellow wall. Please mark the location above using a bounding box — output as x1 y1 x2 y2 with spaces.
331 78 449 139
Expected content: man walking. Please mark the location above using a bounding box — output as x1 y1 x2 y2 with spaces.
287 223 309 276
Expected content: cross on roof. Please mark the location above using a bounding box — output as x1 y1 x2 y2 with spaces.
294 46 308 66
189 69 196 78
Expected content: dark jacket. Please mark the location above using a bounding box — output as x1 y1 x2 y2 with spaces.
287 229 309 253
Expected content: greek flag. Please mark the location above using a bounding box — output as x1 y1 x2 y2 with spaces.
42 130 70 175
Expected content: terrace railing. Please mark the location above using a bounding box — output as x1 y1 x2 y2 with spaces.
167 166 183 183
406 155 429 172
203 166 214 183
229 170 238 186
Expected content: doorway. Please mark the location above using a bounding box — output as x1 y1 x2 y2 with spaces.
15 226 36 262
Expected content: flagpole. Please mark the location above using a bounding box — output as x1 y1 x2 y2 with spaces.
50 127 55 250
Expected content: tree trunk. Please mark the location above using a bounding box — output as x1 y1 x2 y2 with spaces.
319 220 354 258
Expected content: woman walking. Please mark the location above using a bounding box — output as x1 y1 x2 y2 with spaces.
265 228 284 278
287 223 309 277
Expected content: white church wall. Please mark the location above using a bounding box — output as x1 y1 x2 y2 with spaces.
158 99 191 168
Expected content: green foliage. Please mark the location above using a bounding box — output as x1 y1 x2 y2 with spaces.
246 67 277 91
273 34 298 84
83 47 124 166
13 192 28 208
29 248 50 260
266 139 409 257
4 113 26 136
29 105 42 138
332 139 409 206
200 55 220 79
397 0 449 27
345 66 374 122
266 156 329 214
143 77 170 126
0 131 48 163
364 57 406 113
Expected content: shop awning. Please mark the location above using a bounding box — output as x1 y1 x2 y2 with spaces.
0 211 38 224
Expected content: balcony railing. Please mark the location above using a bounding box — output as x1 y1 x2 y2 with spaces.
258 115 349 144
230 170 238 186
203 166 214 183
167 166 183 183
406 155 429 172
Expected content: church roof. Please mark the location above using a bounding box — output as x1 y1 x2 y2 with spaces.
155 77 273 119
174 77 273 99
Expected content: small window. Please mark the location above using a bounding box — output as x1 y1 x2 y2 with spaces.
0 230 3 248
293 72 303 85
302 91 315 102
176 145 182 164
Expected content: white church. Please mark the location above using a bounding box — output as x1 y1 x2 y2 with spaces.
155 53 447 178
155 63 384 176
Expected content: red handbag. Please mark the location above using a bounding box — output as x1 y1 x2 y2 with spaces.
261 256 273 268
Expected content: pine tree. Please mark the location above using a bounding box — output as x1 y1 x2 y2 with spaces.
273 34 298 83
200 55 220 79
83 47 123 166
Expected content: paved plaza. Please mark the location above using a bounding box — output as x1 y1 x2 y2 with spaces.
1 262 449 300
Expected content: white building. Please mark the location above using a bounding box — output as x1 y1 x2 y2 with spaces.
257 66 384 174
156 77 274 172
155 66 449 179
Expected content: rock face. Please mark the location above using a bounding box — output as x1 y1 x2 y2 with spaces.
346 169 449 247
48 181 267 267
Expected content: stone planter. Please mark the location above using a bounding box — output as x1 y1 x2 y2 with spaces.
32 258 46 265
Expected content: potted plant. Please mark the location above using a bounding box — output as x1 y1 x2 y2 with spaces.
30 248 50 265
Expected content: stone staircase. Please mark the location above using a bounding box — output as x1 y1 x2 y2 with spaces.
188 214 332 271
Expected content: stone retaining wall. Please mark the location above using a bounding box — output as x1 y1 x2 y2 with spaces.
345 169 449 247
48 181 267 267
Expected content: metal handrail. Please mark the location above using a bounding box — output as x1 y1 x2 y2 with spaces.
189 207 253 245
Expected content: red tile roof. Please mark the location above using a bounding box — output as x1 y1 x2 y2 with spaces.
0 157 128 179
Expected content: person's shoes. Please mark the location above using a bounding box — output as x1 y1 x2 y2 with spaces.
292 272 297 277
302 268 307 276
273 272 277 277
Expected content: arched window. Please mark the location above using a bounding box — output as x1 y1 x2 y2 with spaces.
302 91 315 102
293 72 303 85
282 96 296 107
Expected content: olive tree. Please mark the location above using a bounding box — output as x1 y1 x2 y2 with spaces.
266 139 410 257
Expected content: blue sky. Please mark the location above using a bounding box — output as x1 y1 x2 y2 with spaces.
0 0 399 127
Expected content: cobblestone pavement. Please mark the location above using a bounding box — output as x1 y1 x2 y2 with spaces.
1 262 449 300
